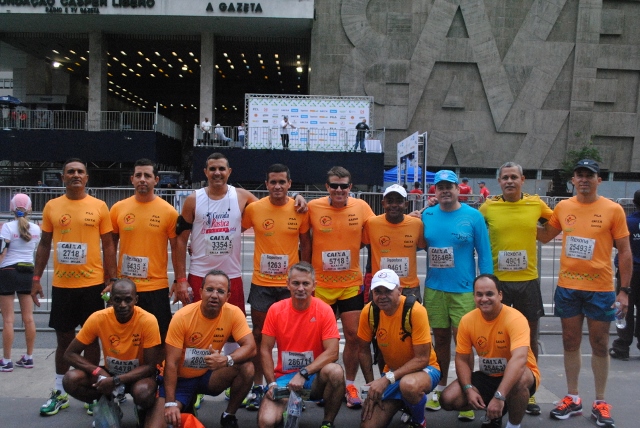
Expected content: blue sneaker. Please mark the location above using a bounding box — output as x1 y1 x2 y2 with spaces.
246 385 265 411
0 359 13 372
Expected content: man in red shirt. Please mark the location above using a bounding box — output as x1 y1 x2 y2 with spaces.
458 178 471 202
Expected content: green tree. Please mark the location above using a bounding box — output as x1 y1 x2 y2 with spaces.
560 140 603 191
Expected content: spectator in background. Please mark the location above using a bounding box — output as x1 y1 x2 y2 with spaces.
478 181 490 201
215 124 232 145
609 189 640 361
238 122 246 148
279 116 296 150
0 194 41 373
410 182 423 195
458 178 471 202
200 117 212 145
353 118 370 153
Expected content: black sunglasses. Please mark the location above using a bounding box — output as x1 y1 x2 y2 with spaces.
327 183 351 189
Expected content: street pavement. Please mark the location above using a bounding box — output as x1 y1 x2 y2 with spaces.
1 316 638 427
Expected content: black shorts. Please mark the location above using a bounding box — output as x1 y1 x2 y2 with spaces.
470 371 537 410
248 283 290 313
330 291 364 315
501 279 544 322
137 288 172 341
0 264 33 295
49 284 105 332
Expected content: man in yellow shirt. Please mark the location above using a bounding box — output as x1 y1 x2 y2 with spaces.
479 161 553 415
538 159 632 427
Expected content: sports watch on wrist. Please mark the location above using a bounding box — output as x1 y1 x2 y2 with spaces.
494 390 506 401
620 286 632 295
112 375 121 387
299 368 310 380
385 371 395 384
226 354 234 367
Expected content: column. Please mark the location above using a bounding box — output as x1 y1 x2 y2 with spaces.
88 31 107 131
200 32 215 124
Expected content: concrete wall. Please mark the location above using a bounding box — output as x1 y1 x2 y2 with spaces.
310 0 640 173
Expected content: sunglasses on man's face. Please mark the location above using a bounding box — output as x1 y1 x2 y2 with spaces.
327 183 351 190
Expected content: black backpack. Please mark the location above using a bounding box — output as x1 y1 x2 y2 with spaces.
368 294 418 364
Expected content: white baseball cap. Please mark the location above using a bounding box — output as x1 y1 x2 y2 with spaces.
383 184 407 198
371 269 400 290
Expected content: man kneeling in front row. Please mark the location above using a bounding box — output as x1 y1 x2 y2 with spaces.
258 262 344 428
146 269 256 428
63 279 162 426
440 274 540 428
357 269 441 428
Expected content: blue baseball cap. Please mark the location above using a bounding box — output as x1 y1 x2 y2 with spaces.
434 170 459 185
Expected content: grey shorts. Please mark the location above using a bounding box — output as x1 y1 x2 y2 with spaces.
247 283 290 313
501 279 544 322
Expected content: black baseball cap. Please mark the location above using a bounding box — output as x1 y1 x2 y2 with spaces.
574 159 600 174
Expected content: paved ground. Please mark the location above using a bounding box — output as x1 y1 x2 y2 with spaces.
1 316 638 427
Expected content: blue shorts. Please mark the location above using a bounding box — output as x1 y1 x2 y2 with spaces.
158 371 214 407
381 366 441 401
275 371 316 390
554 287 616 321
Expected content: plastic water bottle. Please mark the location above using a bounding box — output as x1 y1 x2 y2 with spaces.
187 287 194 303
283 390 302 428
614 301 626 329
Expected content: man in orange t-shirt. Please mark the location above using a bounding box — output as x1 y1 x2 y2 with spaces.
538 159 631 427
440 274 539 428
62 279 162 417
146 270 256 428
307 166 375 408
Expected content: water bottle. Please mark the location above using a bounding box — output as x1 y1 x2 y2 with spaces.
187 287 194 303
614 301 626 329
283 390 302 428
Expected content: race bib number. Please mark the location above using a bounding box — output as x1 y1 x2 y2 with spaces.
322 250 350 271
56 242 87 265
565 236 595 260
381 257 409 277
260 254 289 275
121 254 149 278
183 348 211 369
207 235 231 255
106 357 139 375
428 247 454 268
498 250 527 271
282 350 314 372
479 357 508 376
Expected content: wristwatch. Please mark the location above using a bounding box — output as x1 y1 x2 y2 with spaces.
494 391 506 401
620 287 632 295
385 371 396 384
112 376 121 387
226 355 234 367
299 368 310 380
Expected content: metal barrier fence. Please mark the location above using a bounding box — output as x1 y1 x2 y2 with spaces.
1 108 181 139
0 187 632 316
193 125 385 152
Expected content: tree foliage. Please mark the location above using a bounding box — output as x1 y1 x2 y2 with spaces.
560 141 603 181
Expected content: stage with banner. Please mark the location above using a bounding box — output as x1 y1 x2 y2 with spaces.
244 94 376 151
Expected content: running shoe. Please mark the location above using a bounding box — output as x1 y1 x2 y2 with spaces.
609 347 629 361
550 395 582 420
319 422 335 428
526 395 541 415
40 389 70 416
408 419 426 428
458 409 475 421
225 387 231 401
344 384 362 409
220 413 239 428
86 400 96 416
591 401 615 427
194 393 204 409
0 359 13 372
246 385 265 411
15 355 34 369
481 416 503 428
425 390 441 411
